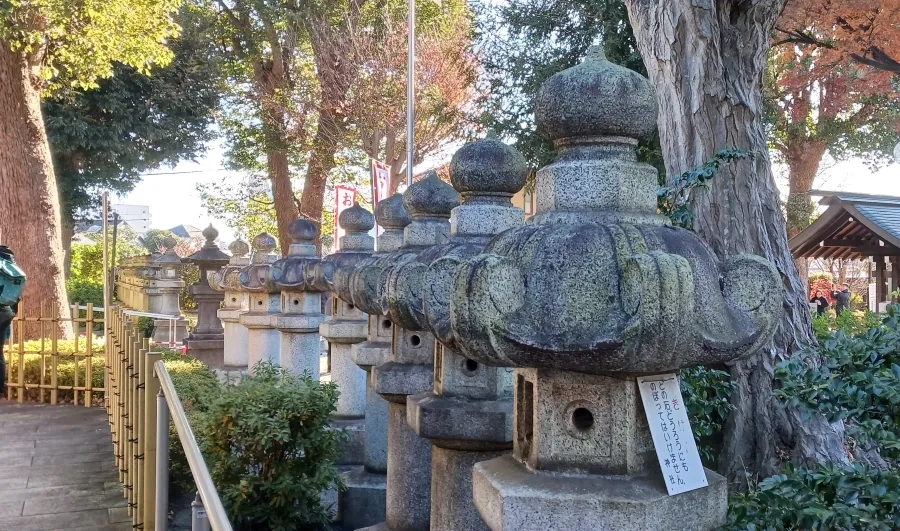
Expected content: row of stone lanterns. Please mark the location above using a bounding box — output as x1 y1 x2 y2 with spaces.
200 50 782 531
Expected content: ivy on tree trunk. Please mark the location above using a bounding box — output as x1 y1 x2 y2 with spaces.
624 0 850 484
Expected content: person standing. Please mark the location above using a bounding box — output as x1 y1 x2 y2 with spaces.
0 245 27 395
832 284 852 315
810 289 830 316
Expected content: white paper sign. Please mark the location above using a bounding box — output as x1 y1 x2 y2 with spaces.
637 374 708 496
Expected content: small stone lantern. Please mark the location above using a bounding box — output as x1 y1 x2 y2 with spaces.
238 232 282 370
208 239 251 369
182 225 230 367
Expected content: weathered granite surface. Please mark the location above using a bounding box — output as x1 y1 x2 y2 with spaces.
340 200 411 530
238 233 281 370
398 135 527 531
208 239 251 368
182 225 230 367
268 218 328 377
440 48 784 531
357 176 458 531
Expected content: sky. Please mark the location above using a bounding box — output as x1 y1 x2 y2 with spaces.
119 137 900 247
118 140 240 244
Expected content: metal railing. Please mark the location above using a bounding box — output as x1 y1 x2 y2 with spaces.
3 300 105 405
106 306 231 531
154 359 232 531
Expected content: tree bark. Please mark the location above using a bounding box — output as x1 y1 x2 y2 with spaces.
785 140 826 294
299 108 342 255
0 42 72 338
624 0 849 484
267 149 296 255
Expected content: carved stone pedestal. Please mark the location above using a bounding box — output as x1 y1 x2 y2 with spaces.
473 370 728 531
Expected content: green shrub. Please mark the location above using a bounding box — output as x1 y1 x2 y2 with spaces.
138 317 155 338
4 337 105 404
201 361 344 531
66 279 104 307
777 307 900 459
680 366 734 467
162 350 222 493
726 463 900 530
727 306 900 529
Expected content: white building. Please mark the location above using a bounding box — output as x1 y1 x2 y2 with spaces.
111 204 151 234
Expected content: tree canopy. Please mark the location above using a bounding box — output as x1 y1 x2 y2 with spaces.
43 6 223 271
475 0 662 176
0 0 181 92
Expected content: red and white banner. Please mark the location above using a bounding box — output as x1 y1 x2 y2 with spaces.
372 160 391 205
334 185 358 252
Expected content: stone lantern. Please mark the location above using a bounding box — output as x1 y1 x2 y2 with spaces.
395 135 527 531
340 194 412 529
238 232 282 370
147 236 189 344
208 239 251 369
270 218 327 377
182 225 230 367
317 204 377 467
355 175 460 531
445 48 783 530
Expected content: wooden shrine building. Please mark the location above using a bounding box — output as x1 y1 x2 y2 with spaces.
789 191 900 308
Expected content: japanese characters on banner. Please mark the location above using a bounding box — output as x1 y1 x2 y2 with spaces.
637 374 708 496
334 185 358 253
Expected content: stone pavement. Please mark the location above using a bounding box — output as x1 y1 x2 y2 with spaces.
0 401 128 531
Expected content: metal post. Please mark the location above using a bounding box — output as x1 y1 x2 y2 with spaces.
156 390 170 531
406 0 415 188
191 492 211 531
144 353 162 530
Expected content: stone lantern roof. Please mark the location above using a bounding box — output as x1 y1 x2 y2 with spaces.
315 203 375 303
207 239 250 293
348 193 413 315
238 232 279 294
182 224 229 267
447 49 783 375
270 217 324 293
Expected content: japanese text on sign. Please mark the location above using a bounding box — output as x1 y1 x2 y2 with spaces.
637 374 708 496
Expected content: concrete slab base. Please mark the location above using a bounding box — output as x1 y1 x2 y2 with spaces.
338 466 387 530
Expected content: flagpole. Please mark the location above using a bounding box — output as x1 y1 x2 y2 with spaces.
407 0 415 188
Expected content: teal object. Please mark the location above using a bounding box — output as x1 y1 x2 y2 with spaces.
0 245 25 307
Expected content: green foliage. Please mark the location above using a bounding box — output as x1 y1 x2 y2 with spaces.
163 350 222 493
141 229 179 253
776 307 900 460
728 309 900 529
70 237 144 285
474 0 663 178
726 463 900 531
658 148 758 230
137 317 156 339
679 367 735 467
4 338 105 404
66 279 103 308
201 362 344 530
0 0 181 93
44 5 222 236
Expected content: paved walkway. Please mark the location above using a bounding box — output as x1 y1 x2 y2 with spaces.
0 401 129 531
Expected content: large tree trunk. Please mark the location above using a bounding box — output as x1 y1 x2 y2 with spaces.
0 43 71 338
624 0 848 484
298 109 342 255
786 139 826 294
266 149 296 255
